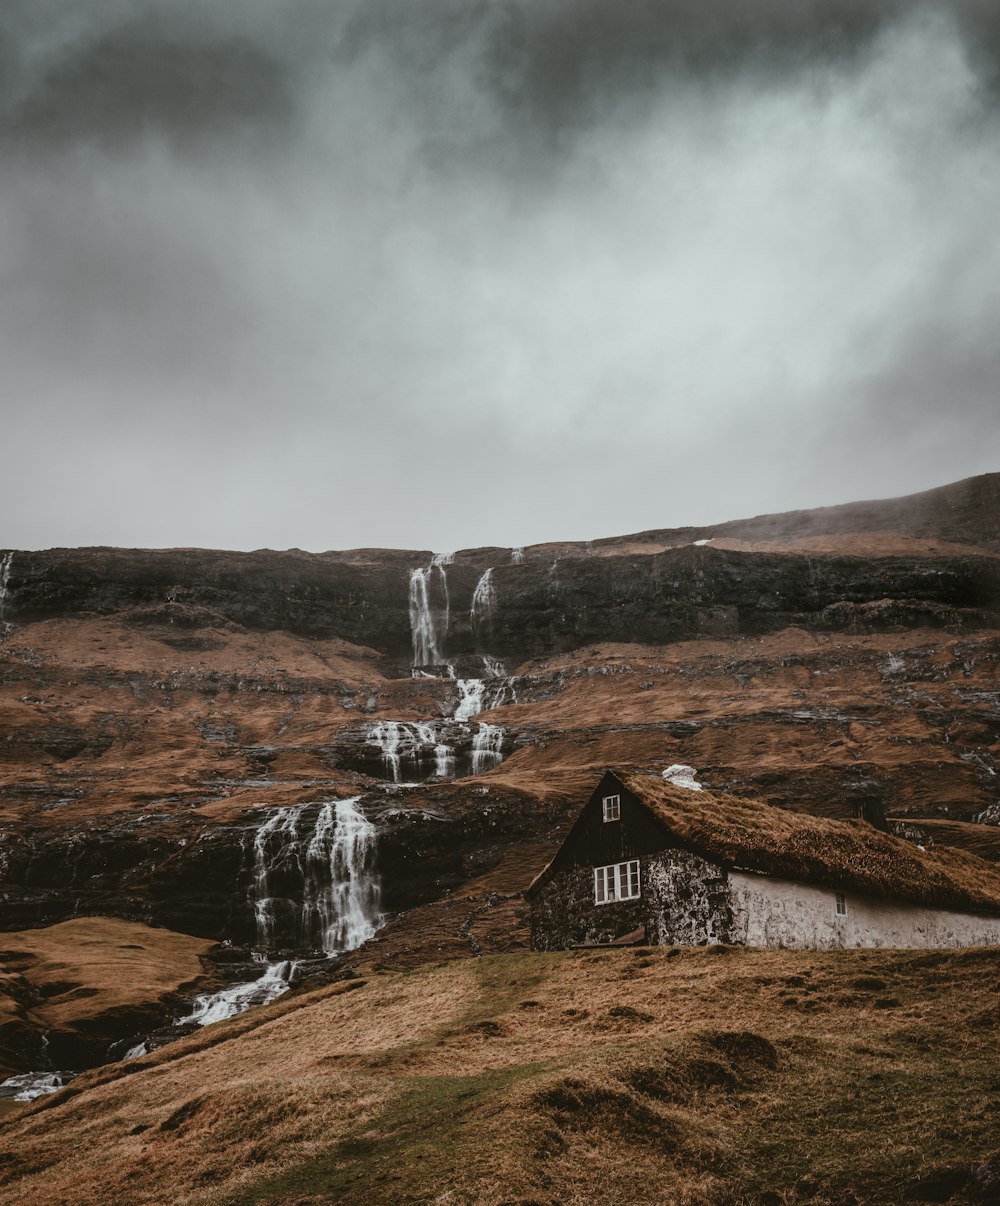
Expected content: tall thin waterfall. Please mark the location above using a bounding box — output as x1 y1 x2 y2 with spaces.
511 547 525 564
470 567 496 635
253 797 381 954
0 552 13 631
304 801 383 951
409 553 452 668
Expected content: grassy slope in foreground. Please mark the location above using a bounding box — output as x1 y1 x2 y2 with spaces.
1 946 998 1205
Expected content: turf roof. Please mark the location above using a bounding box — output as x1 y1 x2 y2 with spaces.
528 768 1000 917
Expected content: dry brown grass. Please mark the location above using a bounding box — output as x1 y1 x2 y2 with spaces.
0 917 213 1079
1 945 997 1205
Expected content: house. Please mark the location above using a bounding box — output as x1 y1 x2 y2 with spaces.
527 769 1000 951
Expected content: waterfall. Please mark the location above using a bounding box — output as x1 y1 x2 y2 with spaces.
454 674 516 721
253 797 381 954
454 679 486 721
0 552 12 631
304 800 382 951
366 721 456 782
178 960 295 1028
511 547 525 564
471 723 504 774
0 1072 72 1103
470 567 496 637
251 805 306 953
409 553 452 669
409 568 442 667
432 739 455 778
369 720 404 782
178 798 382 1028
363 715 507 777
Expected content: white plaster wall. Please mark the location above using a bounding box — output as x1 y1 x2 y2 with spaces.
729 870 1000 950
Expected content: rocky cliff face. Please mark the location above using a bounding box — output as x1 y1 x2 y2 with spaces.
4 473 998 671
1 473 998 957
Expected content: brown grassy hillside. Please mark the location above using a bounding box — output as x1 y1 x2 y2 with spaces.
1 946 997 1205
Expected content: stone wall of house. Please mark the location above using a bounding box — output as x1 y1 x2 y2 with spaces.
530 855 1000 951
644 851 732 946
529 848 732 950
728 870 1000 950
530 865 647 949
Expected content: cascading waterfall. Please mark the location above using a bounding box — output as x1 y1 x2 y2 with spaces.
367 721 456 783
409 553 453 670
381 555 510 779
472 723 504 774
455 656 516 722
432 739 455 778
179 961 295 1028
409 568 442 666
252 797 381 954
470 567 496 635
454 678 486 721
511 547 525 564
0 552 13 631
369 720 405 782
0 1072 71 1103
179 798 382 1027
303 800 382 951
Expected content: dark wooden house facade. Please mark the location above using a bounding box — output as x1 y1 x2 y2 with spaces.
527 770 733 949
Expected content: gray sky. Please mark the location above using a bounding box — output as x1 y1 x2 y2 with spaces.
2 0 999 552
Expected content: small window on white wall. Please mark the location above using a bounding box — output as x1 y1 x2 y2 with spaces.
835 892 847 916
594 859 640 904
602 794 621 822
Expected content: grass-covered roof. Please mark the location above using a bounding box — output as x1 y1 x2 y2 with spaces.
530 768 1000 917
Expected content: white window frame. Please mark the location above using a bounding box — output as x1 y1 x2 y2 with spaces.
594 859 640 904
602 794 621 822
835 892 847 916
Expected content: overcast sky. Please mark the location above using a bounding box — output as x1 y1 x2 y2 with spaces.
2 1 999 552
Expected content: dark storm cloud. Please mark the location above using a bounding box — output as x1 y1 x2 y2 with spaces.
0 7 293 151
2 2 999 552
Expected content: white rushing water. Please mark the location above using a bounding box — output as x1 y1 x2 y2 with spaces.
367 721 456 783
454 677 516 722
179 798 382 1027
472 723 504 774
0 1071 72 1102
0 552 13 631
470 567 496 635
511 547 524 564
454 678 486 722
409 554 453 669
253 797 382 954
178 959 296 1027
